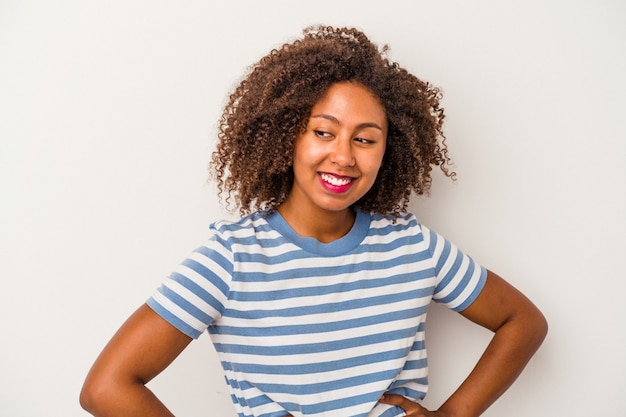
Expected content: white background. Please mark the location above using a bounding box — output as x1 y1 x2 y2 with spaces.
1 1 625 416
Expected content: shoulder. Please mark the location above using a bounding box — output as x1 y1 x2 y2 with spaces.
210 211 273 238
362 211 433 250
367 211 425 235
206 210 286 254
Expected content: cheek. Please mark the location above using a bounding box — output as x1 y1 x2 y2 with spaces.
294 139 326 164
364 151 386 176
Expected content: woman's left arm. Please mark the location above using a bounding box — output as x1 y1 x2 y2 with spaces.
381 270 548 417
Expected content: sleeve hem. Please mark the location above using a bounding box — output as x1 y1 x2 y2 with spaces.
453 265 488 312
146 298 203 339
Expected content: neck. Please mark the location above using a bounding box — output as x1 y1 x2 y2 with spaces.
277 203 356 244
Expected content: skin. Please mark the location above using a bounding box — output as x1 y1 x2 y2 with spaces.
80 82 547 417
379 270 547 417
277 81 388 243
80 305 192 416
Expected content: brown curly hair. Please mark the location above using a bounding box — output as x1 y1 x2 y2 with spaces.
211 25 454 217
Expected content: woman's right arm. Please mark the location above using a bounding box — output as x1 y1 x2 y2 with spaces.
80 304 193 416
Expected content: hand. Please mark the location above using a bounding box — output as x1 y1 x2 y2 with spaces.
379 394 448 417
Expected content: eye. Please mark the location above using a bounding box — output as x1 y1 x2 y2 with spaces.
354 137 374 144
314 130 332 138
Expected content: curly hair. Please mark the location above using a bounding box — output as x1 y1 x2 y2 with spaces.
211 25 454 217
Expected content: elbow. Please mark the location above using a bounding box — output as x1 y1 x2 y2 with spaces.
525 305 549 350
535 309 549 346
79 378 101 415
79 374 114 416
504 302 548 352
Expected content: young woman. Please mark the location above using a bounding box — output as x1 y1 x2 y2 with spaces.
80 26 547 417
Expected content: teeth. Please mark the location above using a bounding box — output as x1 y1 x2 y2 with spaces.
321 173 352 186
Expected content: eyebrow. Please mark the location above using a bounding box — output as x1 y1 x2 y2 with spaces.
311 114 384 131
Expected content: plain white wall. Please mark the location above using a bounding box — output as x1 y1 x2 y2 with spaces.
1 1 625 416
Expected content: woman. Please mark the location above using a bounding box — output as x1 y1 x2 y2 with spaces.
80 26 547 417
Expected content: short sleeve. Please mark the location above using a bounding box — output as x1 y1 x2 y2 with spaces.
146 229 234 339
421 224 487 312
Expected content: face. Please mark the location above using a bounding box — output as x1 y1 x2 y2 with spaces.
286 81 387 217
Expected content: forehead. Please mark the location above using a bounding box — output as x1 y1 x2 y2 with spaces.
310 82 387 125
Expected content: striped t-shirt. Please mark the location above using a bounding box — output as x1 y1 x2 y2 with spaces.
147 210 486 417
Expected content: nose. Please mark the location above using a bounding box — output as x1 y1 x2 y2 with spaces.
331 137 355 167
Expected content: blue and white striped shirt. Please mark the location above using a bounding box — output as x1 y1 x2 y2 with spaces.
148 210 486 417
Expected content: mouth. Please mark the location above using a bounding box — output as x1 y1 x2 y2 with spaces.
319 172 356 193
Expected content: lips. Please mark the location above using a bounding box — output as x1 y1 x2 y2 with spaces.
319 172 355 193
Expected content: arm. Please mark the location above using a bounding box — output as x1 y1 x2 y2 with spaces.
381 270 548 417
80 304 193 417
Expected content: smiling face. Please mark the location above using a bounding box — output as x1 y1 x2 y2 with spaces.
282 82 388 221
